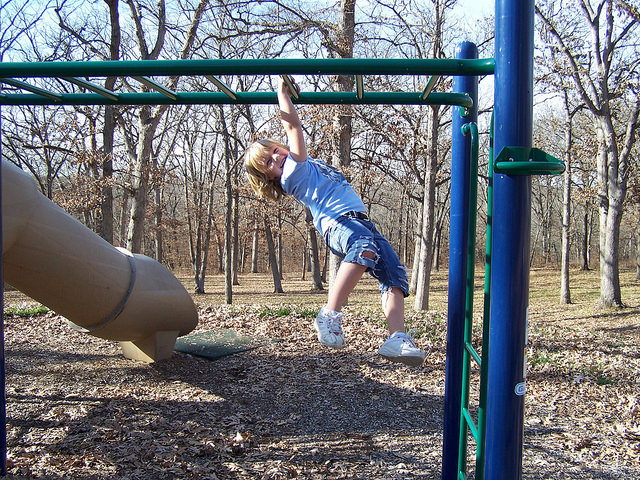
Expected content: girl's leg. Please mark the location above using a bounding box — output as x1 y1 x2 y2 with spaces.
379 286 425 367
326 259 369 311
382 287 405 334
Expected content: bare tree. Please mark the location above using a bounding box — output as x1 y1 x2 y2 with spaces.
125 0 211 254
101 0 121 244
414 0 454 311
2 106 81 199
45 0 123 242
560 90 581 304
180 108 220 293
536 0 640 307
326 0 356 294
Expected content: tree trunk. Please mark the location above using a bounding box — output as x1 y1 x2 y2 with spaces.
102 105 115 245
232 187 240 286
100 0 120 245
328 0 355 296
154 183 163 263
306 208 324 291
301 238 308 280
200 179 216 293
580 209 590 270
186 178 203 293
636 215 640 280
432 188 447 272
221 106 233 305
597 117 625 308
321 246 329 283
414 105 440 311
264 215 283 293
127 108 161 254
560 172 572 303
409 211 422 295
433 220 442 272
413 0 444 309
277 210 284 279
402 197 410 265
251 218 259 273
560 93 573 304
119 190 129 247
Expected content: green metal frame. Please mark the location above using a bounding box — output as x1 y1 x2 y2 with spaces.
494 146 565 175
456 116 565 480
457 121 489 480
0 58 494 106
1 55 568 480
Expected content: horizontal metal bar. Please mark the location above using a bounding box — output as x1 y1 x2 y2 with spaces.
133 76 177 100
495 161 566 175
0 58 495 79
0 78 62 101
0 90 474 107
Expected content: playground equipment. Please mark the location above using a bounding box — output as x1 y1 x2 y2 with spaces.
1 160 198 362
0 0 566 478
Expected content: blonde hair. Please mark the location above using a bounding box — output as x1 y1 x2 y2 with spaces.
244 139 288 202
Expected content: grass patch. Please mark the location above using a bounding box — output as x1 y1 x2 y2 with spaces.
530 350 556 367
5 304 49 318
582 364 614 386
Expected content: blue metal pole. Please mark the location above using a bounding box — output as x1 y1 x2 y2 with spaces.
442 41 478 480
483 0 534 478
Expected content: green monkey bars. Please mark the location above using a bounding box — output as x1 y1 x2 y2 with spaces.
0 53 568 480
0 57 494 106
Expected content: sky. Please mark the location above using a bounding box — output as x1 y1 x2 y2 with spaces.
453 0 495 22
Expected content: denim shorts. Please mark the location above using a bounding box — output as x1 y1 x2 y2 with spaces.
323 214 409 298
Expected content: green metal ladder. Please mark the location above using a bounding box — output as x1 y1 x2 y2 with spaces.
455 121 491 480
456 118 564 480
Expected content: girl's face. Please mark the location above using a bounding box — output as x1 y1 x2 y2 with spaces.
263 144 289 180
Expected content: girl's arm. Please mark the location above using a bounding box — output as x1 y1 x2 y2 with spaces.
277 76 307 162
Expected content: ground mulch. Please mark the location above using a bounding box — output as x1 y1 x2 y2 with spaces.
2 269 639 479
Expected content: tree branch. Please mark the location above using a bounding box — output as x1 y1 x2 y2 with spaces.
535 5 601 115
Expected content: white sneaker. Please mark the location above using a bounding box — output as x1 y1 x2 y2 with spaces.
378 331 425 366
314 306 345 349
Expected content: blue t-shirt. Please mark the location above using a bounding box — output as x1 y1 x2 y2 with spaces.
280 155 366 236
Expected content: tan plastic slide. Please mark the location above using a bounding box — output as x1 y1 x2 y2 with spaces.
1 160 198 362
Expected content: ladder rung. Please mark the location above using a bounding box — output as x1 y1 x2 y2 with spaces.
64 77 119 101
133 76 177 100
462 408 479 441
1 78 63 101
279 74 299 100
356 74 364 99
205 75 237 100
420 74 440 100
465 341 482 366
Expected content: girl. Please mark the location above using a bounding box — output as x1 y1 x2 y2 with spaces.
244 77 425 366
